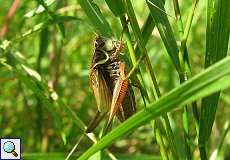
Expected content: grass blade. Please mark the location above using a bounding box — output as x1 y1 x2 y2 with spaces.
105 0 125 17
123 1 179 158
146 0 180 71
78 56 230 160
36 0 66 37
24 0 55 18
13 16 80 43
3 50 117 160
78 0 113 37
210 120 230 160
198 0 230 158
23 153 161 160
123 0 160 102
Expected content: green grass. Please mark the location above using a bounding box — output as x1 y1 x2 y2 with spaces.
0 0 230 160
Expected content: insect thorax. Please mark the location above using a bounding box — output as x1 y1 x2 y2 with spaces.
92 36 124 90
95 52 121 90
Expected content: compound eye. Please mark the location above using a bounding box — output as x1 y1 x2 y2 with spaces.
104 39 115 51
95 37 105 48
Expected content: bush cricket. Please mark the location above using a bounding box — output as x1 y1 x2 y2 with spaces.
86 36 136 134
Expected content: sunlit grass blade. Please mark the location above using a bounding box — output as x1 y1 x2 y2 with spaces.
77 56 230 160
139 14 155 46
24 0 55 18
172 3 200 150
1 1 229 159
105 0 125 17
120 13 155 103
198 0 230 159
210 120 230 160
119 17 150 103
11 67 65 141
123 1 179 158
78 0 113 37
23 153 78 160
23 153 161 160
13 16 80 43
34 27 50 149
123 0 160 99
146 0 180 71
36 0 66 37
3 50 116 160
37 28 49 72
66 134 85 160
121 3 170 158
175 1 199 158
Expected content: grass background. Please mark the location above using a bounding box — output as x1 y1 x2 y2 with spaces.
0 0 230 159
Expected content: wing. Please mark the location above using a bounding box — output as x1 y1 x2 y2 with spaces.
89 68 112 113
86 68 112 132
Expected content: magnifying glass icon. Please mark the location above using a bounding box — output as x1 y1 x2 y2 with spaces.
3 141 18 157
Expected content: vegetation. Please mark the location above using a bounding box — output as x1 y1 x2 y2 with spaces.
0 0 230 159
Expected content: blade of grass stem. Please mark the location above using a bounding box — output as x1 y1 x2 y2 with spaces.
78 56 230 160
35 27 50 150
123 0 178 158
123 1 160 99
178 0 199 74
148 0 200 158
12 16 80 43
24 0 55 18
36 0 66 37
173 0 199 159
210 120 230 160
120 16 150 102
65 134 84 160
181 1 199 158
78 0 113 37
120 16 170 159
120 15 173 159
146 0 180 72
3 50 117 160
155 120 169 160
199 0 230 159
138 14 155 50
104 0 125 17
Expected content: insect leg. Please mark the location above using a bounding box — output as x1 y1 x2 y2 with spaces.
108 63 129 125
86 111 107 133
